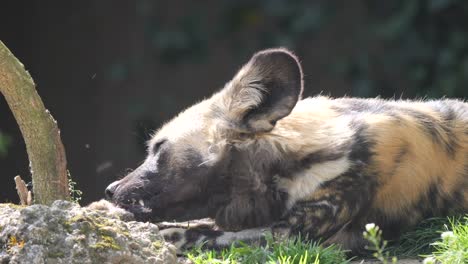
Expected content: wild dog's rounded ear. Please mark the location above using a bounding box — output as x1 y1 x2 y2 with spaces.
218 48 304 133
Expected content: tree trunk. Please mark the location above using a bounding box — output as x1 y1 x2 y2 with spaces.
0 41 70 204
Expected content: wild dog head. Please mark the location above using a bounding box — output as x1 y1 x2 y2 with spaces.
106 48 303 230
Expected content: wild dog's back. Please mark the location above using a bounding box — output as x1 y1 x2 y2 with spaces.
272 96 468 251
327 97 468 240
371 100 467 220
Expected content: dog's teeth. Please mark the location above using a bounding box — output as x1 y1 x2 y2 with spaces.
131 198 136 205
139 199 145 206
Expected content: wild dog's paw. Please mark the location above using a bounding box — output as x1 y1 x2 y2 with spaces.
160 227 188 251
157 218 216 230
161 226 275 251
160 227 224 251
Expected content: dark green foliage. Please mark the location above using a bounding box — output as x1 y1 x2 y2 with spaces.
141 0 334 64
0 131 11 157
388 217 452 257
138 0 468 98
361 0 468 98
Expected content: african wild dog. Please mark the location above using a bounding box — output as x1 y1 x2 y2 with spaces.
105 48 468 253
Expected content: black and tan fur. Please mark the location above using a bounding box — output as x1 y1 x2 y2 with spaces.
105 48 468 253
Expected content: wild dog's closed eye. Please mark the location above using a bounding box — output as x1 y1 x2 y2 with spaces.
151 139 167 155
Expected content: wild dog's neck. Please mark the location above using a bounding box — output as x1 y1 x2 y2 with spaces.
267 97 353 160
211 97 355 226
213 145 287 230
262 97 355 208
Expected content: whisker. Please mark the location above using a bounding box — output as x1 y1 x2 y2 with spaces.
198 158 215 167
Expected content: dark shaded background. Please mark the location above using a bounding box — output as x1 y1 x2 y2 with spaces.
1 0 467 204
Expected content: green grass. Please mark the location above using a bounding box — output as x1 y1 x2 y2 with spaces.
186 234 350 264
186 216 468 264
423 216 468 264
387 217 451 257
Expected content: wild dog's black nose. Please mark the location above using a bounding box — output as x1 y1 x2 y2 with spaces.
105 181 120 199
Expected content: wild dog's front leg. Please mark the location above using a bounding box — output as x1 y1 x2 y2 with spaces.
279 172 375 251
157 218 216 230
160 226 282 252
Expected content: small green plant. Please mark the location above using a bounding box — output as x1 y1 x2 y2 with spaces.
423 216 468 264
187 233 350 264
68 171 82 204
363 223 397 264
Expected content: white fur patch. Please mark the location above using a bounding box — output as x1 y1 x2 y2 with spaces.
160 228 191 251
215 227 269 246
278 157 351 208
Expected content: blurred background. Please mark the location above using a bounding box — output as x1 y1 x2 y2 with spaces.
1 0 467 204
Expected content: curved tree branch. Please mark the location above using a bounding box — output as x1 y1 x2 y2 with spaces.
0 40 69 204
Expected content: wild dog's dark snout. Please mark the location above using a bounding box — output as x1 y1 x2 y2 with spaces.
105 180 120 199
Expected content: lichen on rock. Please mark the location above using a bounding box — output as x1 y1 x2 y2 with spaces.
0 200 177 264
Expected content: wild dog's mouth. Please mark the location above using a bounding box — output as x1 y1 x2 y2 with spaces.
114 198 153 221
122 198 147 207
116 197 150 208
113 192 229 223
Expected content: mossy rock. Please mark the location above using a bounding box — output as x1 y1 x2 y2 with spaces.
0 200 177 264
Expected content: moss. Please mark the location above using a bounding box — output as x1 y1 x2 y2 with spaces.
62 214 91 234
91 235 121 251
48 251 65 258
94 217 130 237
152 241 163 250
63 214 128 242
68 214 87 223
62 214 80 229
63 213 130 238
62 212 132 252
